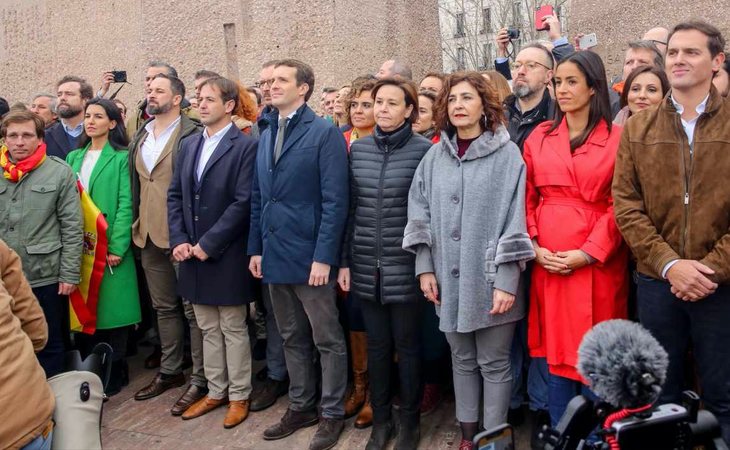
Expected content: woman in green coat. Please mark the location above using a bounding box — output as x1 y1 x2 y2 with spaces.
66 98 141 395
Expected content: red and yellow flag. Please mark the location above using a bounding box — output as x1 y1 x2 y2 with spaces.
69 179 108 334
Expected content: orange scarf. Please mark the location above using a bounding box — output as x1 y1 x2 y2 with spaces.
612 81 625 96
0 142 47 182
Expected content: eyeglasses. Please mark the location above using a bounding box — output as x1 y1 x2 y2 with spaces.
650 39 667 47
510 61 552 72
255 79 275 88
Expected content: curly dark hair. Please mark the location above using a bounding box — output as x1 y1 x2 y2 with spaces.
434 71 505 134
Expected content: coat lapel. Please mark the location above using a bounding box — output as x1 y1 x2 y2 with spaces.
198 125 237 184
547 119 577 183
277 107 313 162
88 142 116 195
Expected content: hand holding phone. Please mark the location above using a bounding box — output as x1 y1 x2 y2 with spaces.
578 33 598 50
535 5 555 31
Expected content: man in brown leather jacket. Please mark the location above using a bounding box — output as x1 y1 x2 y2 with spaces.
613 20 730 444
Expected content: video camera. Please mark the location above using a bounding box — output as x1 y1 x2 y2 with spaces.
473 320 728 450
539 390 727 450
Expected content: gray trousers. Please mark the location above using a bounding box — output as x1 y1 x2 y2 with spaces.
269 282 347 419
445 321 516 429
263 286 288 381
140 241 205 387
193 304 253 401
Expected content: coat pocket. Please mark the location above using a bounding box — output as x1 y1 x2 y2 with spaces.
30 184 59 210
484 240 497 283
25 241 63 280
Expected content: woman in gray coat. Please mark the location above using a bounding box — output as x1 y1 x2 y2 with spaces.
403 72 535 450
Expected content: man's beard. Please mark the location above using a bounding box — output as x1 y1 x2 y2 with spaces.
513 82 538 100
147 100 172 116
57 104 82 119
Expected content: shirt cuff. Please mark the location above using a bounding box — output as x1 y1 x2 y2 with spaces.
661 260 679 279
496 57 509 64
552 36 569 47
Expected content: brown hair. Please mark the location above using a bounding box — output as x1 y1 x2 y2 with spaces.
620 65 670 109
481 71 512 103
346 76 378 126
669 20 726 57
435 71 505 134
1 109 46 139
420 72 446 84
56 75 94 100
275 59 316 101
371 78 420 123
199 77 239 110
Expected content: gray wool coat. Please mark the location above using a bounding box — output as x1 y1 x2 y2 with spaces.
403 126 535 333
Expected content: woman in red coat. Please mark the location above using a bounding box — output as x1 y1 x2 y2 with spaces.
523 51 628 426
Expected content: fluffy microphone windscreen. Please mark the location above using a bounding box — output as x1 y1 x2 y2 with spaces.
577 319 669 409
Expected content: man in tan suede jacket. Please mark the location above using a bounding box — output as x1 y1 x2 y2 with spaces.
0 239 55 449
613 20 730 444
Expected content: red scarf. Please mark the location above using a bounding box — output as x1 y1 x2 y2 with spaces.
1 142 47 182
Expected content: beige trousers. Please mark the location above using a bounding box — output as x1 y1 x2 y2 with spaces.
192 304 252 401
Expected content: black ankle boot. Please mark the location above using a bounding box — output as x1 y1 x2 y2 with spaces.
365 419 396 450
106 359 129 396
395 419 420 450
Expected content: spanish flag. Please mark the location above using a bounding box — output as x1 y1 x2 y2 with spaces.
69 179 108 334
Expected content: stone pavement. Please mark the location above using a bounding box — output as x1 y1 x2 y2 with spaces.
101 352 532 449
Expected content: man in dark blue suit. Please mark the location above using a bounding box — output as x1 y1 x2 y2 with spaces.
167 77 257 429
45 76 94 158
248 59 349 450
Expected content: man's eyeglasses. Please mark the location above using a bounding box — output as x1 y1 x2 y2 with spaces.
510 61 553 72
649 39 667 47
255 79 275 88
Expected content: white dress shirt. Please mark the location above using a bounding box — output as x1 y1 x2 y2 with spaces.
140 116 181 173
661 94 710 278
197 122 233 181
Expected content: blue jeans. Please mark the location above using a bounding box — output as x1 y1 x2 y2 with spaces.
548 373 598 427
21 429 53 450
637 273 730 444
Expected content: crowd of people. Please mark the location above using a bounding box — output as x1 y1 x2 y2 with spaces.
0 16 729 450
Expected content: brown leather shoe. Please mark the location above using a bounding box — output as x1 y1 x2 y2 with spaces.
223 400 250 429
171 384 209 416
134 373 185 401
182 395 228 420
354 397 373 429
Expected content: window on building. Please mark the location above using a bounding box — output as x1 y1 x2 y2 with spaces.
482 7 491 33
455 12 465 37
457 47 466 70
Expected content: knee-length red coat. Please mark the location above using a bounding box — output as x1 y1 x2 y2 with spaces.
523 119 629 382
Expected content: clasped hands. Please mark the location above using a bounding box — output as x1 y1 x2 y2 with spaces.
535 246 591 275
666 260 717 302
172 243 209 262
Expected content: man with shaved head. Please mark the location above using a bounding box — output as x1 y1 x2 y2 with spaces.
643 26 670 54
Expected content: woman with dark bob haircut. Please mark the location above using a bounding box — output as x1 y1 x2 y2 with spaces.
614 64 670 125
67 98 141 396
404 72 535 450
523 51 629 426
338 77 433 449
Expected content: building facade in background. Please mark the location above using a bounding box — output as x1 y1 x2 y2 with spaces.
439 0 570 73
0 0 441 108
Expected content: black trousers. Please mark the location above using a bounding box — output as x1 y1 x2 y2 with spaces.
360 297 423 426
637 274 730 444
33 283 67 377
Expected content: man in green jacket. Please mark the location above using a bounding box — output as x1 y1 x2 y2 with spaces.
0 109 83 377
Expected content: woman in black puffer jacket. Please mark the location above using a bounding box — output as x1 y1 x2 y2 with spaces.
338 78 432 450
